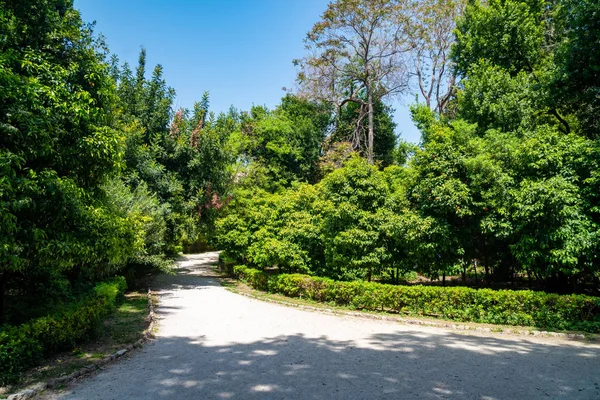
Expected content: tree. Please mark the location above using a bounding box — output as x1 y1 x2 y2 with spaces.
333 98 397 166
452 0 572 134
235 96 330 190
407 0 465 115
552 0 600 138
0 0 129 321
318 156 390 281
296 0 410 164
114 50 236 252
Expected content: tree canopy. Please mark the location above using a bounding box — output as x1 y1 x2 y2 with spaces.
2 0 600 328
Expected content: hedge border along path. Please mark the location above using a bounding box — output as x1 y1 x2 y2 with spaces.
230 281 600 342
233 265 600 335
6 288 157 400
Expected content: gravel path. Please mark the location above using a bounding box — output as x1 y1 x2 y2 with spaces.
51 252 600 400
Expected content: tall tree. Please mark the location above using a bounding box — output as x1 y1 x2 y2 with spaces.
333 98 397 166
236 97 329 190
407 0 465 115
296 0 410 164
452 0 572 134
553 0 600 138
0 0 129 320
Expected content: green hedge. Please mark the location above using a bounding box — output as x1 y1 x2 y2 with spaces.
0 277 127 385
234 266 600 333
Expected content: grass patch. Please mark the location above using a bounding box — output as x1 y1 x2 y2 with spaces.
0 291 150 397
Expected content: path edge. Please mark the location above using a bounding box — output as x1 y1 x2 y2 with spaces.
228 284 599 343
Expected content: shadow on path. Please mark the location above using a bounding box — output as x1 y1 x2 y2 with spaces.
60 252 600 400
66 331 600 400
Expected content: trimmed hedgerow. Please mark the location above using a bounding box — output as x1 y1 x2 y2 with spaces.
234 266 600 333
0 277 127 385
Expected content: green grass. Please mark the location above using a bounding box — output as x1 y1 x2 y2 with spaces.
103 294 149 344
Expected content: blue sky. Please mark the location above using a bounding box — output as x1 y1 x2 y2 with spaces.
74 0 421 143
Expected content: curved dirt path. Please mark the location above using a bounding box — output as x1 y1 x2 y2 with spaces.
52 252 600 399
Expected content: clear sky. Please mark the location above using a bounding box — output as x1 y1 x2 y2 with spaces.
74 0 421 143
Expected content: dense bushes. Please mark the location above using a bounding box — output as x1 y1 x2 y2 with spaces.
234 266 600 333
214 0 600 295
0 277 127 385
218 157 423 282
0 1 233 325
218 136 600 293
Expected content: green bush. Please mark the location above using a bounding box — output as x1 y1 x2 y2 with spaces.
235 267 600 333
234 265 269 291
0 277 127 385
219 253 239 275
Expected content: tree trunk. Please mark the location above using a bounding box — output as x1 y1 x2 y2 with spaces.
510 267 514 288
473 259 478 287
442 271 446 286
395 265 400 285
0 271 8 324
462 264 467 284
367 88 374 164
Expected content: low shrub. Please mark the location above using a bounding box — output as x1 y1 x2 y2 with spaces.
234 267 600 333
234 265 269 291
0 277 127 385
219 253 239 275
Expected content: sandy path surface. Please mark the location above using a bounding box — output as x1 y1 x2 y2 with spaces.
51 252 600 400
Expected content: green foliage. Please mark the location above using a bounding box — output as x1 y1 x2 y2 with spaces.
216 0 600 295
453 0 575 136
333 98 397 166
456 61 546 133
234 95 330 191
552 0 600 137
114 52 235 253
318 157 390 281
236 267 600 333
0 277 127 385
409 107 600 285
3 0 600 368
233 265 269 291
453 0 546 76
0 0 139 323
216 157 429 282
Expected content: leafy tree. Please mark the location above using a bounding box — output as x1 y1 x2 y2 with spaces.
216 0 600 295
552 0 600 138
296 0 410 163
316 157 391 281
235 96 330 190
333 98 397 167
113 52 235 252
453 0 572 134
409 103 600 289
407 0 465 114
0 0 130 321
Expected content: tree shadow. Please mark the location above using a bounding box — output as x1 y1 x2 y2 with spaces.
59 252 600 399
63 330 600 400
